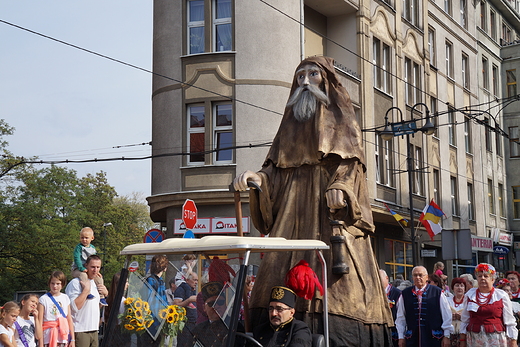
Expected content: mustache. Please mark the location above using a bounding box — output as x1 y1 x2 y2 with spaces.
286 84 329 108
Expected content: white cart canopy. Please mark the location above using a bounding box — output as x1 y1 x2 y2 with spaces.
120 235 329 256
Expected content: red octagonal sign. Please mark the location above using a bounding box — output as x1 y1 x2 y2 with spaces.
182 199 198 230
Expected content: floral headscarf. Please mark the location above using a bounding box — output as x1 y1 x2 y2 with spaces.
475 263 496 276
497 278 510 289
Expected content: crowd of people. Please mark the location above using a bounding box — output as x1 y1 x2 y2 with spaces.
383 261 520 347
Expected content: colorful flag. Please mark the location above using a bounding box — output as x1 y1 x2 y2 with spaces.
383 202 408 227
420 199 445 241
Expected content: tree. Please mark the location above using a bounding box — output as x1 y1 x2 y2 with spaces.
0 121 154 302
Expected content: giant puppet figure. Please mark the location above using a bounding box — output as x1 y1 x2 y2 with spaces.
233 56 393 346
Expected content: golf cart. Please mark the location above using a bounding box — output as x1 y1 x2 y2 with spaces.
101 235 330 347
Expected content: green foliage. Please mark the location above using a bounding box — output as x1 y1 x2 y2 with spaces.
0 121 154 302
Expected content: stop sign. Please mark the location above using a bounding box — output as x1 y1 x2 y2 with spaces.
182 199 198 230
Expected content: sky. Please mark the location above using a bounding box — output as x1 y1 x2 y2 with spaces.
0 2 153 198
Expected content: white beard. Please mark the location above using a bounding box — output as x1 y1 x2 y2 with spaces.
286 84 329 122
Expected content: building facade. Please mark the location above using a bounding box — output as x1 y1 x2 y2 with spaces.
148 0 520 281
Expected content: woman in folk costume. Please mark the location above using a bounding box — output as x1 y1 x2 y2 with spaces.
234 56 393 346
460 263 518 347
448 278 468 346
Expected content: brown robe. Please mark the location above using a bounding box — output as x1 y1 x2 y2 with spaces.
248 57 394 346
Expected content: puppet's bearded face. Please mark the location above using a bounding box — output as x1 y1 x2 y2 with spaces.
286 64 329 122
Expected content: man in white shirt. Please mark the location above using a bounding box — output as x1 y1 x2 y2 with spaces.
395 266 453 347
66 255 108 347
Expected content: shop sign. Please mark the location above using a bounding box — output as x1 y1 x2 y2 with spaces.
493 246 510 255
498 231 513 246
421 249 437 258
471 236 493 252
174 217 249 234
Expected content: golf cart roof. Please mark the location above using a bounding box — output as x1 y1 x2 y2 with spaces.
120 235 329 256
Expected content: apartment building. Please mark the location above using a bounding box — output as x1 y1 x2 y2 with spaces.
148 0 519 280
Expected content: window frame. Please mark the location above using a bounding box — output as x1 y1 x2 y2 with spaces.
480 1 487 31
375 134 395 187
498 183 504 217
509 126 520 158
448 107 457 146
187 104 207 164
488 179 495 215
451 176 459 216
187 0 206 55
482 56 489 90
464 116 472 153
492 64 499 96
467 182 475 221
446 41 453 79
412 145 424 196
428 28 436 66
213 0 232 52
462 53 469 89
460 0 467 28
484 117 493 152
490 10 497 41
405 57 421 106
373 37 392 94
513 185 520 219
507 69 517 98
212 102 234 163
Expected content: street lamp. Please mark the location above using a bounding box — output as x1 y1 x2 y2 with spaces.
382 103 436 266
102 222 112 276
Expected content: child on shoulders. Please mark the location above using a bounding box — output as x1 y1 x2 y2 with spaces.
70 227 106 306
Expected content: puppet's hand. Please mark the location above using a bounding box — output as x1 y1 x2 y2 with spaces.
325 189 348 213
233 170 262 191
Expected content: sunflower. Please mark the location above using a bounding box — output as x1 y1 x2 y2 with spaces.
167 306 175 315
127 307 133 315
166 314 175 324
124 324 135 330
134 299 143 309
130 319 138 326
159 309 168 320
135 319 144 327
135 309 143 319
136 326 145 332
124 297 135 305
143 302 150 311
146 319 154 328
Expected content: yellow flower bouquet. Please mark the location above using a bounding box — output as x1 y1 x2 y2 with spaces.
119 297 154 334
159 305 187 347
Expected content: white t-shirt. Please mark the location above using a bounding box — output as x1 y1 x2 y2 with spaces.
65 278 100 333
0 324 14 347
14 316 36 347
39 293 70 344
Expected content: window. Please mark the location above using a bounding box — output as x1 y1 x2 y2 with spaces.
445 0 452 15
502 23 512 44
460 0 467 28
496 121 502 156
405 58 421 105
373 38 392 94
451 176 459 216
403 0 419 25
462 54 469 89
384 239 413 281
187 0 233 54
513 186 520 219
188 0 205 54
430 97 438 137
188 105 205 163
412 145 424 195
464 116 472 153
448 107 456 146
488 179 495 215
498 183 504 217
213 103 233 162
482 57 489 90
375 135 395 187
467 182 475 221
214 0 232 51
484 117 493 152
507 70 517 97
187 102 234 165
480 1 487 30
433 169 441 204
492 64 498 96
490 10 497 40
428 28 436 66
446 42 453 79
510 126 520 157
